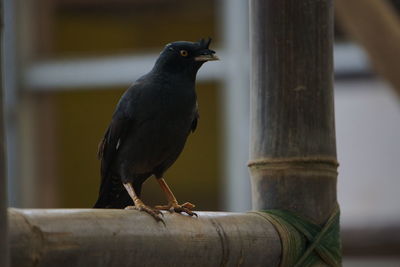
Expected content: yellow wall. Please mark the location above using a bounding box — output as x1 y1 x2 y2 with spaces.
53 1 217 56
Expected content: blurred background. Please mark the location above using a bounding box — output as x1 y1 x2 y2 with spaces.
3 0 400 266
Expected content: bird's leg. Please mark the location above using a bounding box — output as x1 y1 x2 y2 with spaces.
123 182 164 223
154 178 197 217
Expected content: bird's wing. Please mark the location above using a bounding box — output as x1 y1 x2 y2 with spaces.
98 114 132 181
94 84 143 208
98 84 141 180
94 114 134 208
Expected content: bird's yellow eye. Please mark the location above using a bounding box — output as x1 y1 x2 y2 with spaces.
180 50 188 57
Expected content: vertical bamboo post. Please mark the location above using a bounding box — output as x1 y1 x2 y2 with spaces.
0 0 9 265
249 0 337 224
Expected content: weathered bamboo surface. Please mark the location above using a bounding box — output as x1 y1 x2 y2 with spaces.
9 208 281 267
249 0 337 225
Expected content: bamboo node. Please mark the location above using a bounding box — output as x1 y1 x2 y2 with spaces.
247 156 339 173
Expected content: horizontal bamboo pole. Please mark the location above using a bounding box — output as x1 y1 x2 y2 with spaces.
9 208 281 267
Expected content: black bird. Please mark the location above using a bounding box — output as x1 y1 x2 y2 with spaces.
94 38 218 221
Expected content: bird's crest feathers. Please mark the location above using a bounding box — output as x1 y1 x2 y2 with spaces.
198 38 212 49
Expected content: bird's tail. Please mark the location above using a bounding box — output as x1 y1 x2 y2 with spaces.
93 174 141 209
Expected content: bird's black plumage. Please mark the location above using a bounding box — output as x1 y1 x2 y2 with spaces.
94 39 217 209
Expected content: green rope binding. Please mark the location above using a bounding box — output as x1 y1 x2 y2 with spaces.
251 204 341 267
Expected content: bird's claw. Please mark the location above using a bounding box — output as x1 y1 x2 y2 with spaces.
125 204 165 224
154 202 197 217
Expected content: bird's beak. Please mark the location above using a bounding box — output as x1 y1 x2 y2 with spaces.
194 52 219 62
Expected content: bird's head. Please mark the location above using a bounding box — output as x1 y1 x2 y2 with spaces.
153 38 219 76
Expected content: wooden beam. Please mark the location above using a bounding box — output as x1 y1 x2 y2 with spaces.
9 209 281 267
248 0 337 225
335 0 400 97
342 225 400 257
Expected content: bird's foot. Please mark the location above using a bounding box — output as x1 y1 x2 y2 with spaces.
154 201 197 217
125 204 165 224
